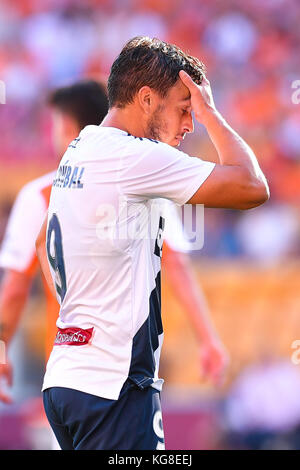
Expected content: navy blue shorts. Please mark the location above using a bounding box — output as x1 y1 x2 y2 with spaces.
43 380 165 450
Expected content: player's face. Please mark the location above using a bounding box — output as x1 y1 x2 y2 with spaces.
146 79 194 147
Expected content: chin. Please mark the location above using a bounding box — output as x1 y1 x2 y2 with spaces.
159 136 179 148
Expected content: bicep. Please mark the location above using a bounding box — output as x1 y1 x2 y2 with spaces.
186 164 262 210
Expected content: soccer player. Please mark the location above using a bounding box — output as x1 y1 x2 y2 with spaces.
0 78 226 409
0 80 108 404
36 37 269 450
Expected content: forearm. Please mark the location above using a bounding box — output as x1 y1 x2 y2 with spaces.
174 272 219 344
163 249 219 344
0 270 31 346
201 110 267 183
179 70 269 201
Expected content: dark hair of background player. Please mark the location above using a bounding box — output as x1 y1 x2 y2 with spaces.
48 80 109 129
108 36 206 109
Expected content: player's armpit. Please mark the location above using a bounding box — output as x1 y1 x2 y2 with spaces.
186 164 269 210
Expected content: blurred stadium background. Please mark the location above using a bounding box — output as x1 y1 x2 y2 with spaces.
1 0 300 450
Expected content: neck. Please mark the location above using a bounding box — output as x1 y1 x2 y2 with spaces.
100 106 146 138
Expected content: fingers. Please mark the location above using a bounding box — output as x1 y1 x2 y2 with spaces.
0 388 13 404
211 366 226 388
0 363 13 403
201 75 210 86
199 346 229 388
203 363 225 388
0 363 12 385
179 70 210 88
179 70 198 90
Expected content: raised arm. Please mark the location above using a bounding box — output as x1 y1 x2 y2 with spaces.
179 71 270 209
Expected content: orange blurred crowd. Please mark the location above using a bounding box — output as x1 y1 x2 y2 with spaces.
0 0 299 259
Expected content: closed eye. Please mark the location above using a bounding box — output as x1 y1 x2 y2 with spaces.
181 106 192 115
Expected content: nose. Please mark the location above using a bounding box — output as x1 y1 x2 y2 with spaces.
183 112 194 134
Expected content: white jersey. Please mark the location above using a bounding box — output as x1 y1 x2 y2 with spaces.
0 171 55 274
42 125 215 400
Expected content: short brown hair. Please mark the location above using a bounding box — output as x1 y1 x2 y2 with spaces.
108 36 206 108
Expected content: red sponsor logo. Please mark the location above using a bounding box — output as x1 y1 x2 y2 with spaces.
54 327 94 346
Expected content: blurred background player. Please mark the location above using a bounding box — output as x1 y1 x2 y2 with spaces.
0 80 109 404
162 230 228 385
0 78 227 412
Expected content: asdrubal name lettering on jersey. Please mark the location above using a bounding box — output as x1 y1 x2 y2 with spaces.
53 160 85 189
54 327 94 346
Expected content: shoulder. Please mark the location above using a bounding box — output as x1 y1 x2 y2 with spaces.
13 170 55 214
125 133 187 162
21 171 55 194
17 171 55 200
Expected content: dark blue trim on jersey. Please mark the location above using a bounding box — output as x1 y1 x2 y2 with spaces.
128 272 163 389
127 132 159 144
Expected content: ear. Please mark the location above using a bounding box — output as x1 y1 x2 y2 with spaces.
137 86 155 115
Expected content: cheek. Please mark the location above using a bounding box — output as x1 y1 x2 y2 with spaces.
173 110 183 127
163 109 180 132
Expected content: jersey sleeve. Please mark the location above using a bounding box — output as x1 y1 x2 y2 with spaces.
0 183 47 274
121 140 215 205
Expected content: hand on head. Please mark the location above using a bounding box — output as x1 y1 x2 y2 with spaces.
179 70 217 122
